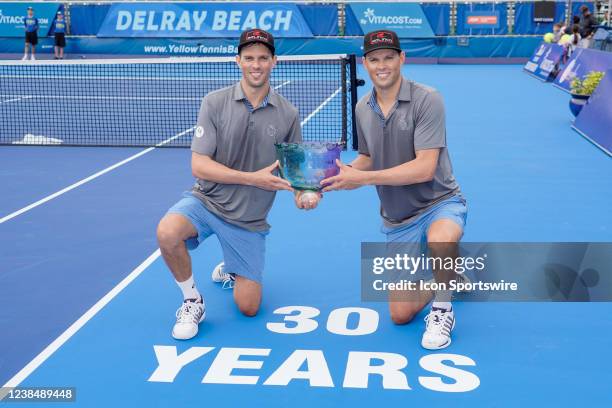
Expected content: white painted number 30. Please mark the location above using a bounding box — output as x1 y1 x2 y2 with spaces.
267 306 379 336
266 306 320 334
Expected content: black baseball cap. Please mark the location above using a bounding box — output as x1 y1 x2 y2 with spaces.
363 30 402 56
238 29 275 55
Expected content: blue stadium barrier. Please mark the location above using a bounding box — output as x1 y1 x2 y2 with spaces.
0 35 541 60
69 4 111 36
297 4 338 36
456 2 509 35
344 4 363 35
514 1 566 35
572 68 612 156
421 3 451 36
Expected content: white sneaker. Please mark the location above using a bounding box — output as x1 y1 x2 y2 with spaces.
171 298 205 340
211 262 235 289
22 55 28 61
421 308 455 350
30 55 36 61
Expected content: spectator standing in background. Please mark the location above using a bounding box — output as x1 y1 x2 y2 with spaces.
22 7 39 61
579 5 597 48
54 12 67 59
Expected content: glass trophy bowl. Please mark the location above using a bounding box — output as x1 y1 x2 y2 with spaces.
275 142 343 191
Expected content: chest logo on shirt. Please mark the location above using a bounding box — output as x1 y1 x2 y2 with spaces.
398 117 409 131
266 124 278 138
195 126 204 138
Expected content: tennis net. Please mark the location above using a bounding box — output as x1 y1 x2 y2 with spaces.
0 54 358 147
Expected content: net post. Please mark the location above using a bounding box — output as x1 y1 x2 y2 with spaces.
348 54 360 151
341 57 348 149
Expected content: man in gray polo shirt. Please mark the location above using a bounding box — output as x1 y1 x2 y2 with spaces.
156 29 320 340
322 30 467 350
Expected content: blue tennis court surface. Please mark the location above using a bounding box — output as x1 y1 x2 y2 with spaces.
1 64 610 406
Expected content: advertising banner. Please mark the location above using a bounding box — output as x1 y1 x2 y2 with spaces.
97 2 312 38
347 3 434 38
0 2 60 37
573 69 612 156
524 43 563 81
554 48 612 92
465 11 500 29
456 3 508 35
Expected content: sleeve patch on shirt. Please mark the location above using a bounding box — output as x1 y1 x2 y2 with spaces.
195 126 205 138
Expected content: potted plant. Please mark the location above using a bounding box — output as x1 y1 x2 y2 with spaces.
569 71 605 116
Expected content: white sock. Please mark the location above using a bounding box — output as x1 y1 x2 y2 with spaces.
176 275 200 301
432 301 452 311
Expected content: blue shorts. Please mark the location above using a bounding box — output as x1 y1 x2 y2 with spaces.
382 195 468 281
382 194 467 242
167 192 268 283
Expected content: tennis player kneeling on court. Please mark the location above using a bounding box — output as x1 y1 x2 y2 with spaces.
322 30 467 350
156 29 320 340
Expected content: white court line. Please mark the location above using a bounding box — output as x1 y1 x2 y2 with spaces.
1 96 32 104
274 80 291 90
300 86 341 127
0 80 334 388
0 126 194 225
1 95 202 102
1 249 161 389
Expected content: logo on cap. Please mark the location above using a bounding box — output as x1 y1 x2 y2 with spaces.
369 31 393 46
246 30 268 42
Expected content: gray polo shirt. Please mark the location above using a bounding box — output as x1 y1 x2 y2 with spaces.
356 77 461 227
191 82 302 232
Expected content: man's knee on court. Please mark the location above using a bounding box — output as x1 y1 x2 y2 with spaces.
389 306 418 325
233 278 261 317
236 298 260 317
